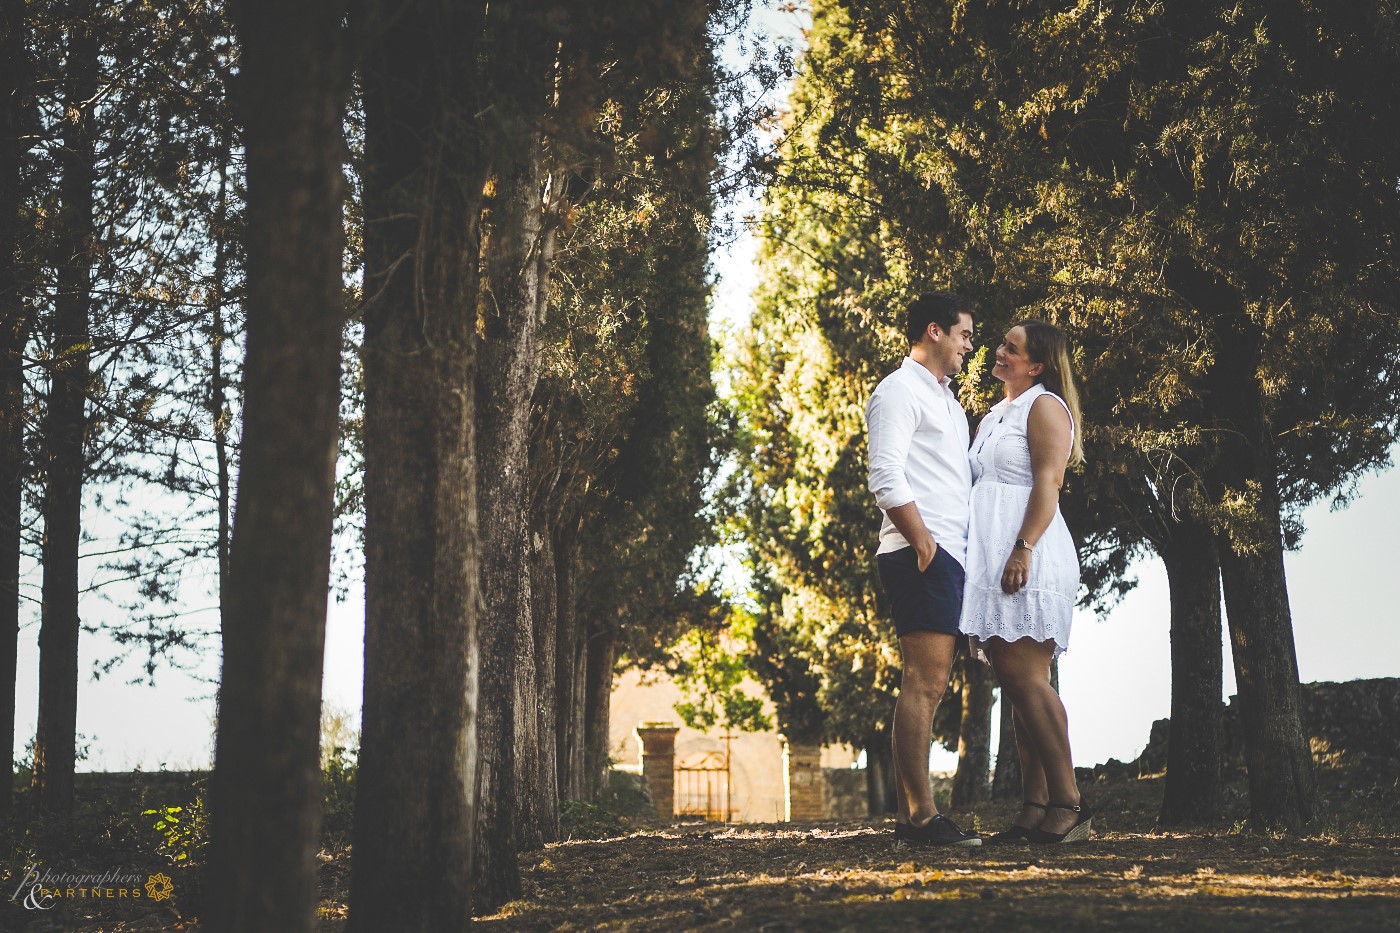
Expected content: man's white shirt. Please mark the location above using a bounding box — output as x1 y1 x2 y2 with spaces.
864 356 972 567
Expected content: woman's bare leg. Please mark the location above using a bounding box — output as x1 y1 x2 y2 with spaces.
1012 706 1048 828
990 637 1080 834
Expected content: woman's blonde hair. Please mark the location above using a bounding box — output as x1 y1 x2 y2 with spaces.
1016 319 1084 466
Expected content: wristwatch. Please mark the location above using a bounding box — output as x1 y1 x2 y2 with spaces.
1013 538 1033 552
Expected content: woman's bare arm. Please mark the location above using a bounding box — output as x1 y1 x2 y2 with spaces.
1001 394 1073 594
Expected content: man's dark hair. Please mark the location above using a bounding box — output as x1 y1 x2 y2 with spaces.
904 291 974 344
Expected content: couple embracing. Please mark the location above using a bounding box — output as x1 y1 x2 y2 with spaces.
865 292 1091 848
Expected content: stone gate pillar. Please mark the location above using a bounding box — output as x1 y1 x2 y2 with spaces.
781 735 824 822
635 722 679 820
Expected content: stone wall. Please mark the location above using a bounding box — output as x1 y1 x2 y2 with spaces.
822 768 867 819
1298 678 1400 760
1124 678 1400 780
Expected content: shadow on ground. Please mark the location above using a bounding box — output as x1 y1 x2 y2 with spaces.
479 767 1400 933
3 759 1396 931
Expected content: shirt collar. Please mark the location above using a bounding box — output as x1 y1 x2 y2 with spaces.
901 356 954 392
1006 383 1048 408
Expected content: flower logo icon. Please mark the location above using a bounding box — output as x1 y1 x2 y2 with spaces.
144 873 174 902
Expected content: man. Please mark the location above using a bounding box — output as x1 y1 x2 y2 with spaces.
865 291 979 847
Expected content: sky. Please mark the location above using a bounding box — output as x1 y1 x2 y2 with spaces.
11 1 1400 777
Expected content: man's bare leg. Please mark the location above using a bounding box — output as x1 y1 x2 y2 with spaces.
893 630 957 825
892 726 909 823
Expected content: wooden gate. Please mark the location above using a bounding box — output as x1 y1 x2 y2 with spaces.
674 749 730 821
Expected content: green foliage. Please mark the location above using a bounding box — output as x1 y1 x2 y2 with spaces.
321 745 358 840
670 603 772 734
560 769 657 838
141 796 208 864
597 768 656 820
531 3 727 672
730 0 1400 755
817 0 1400 548
720 4 929 752
319 702 359 838
559 800 631 841
319 703 360 771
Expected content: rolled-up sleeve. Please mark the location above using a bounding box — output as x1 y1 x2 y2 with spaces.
865 381 916 511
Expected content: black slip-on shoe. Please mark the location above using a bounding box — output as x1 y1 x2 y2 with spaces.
903 814 982 847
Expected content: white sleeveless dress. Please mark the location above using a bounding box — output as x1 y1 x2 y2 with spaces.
959 383 1080 662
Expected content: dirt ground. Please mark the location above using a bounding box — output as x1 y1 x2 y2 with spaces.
4 763 1397 932
471 767 1400 933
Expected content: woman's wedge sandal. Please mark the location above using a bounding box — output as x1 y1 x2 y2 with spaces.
1026 802 1093 844
984 801 1046 845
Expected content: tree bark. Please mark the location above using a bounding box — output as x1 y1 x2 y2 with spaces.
0 0 30 834
511 553 541 850
951 658 994 807
991 689 1021 799
553 517 587 800
526 190 560 845
33 18 96 818
528 518 560 842
475 137 548 904
583 620 617 798
206 2 350 930
1217 467 1317 831
348 3 488 930
1158 517 1224 825
864 741 896 816
1175 258 1317 832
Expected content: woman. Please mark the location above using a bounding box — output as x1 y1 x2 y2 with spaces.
960 320 1090 844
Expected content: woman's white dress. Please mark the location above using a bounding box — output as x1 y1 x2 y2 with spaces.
960 383 1079 662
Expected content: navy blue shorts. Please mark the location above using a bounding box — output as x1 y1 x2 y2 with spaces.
876 545 966 638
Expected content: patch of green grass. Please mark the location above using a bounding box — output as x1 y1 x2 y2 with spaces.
559 800 631 840
596 769 655 820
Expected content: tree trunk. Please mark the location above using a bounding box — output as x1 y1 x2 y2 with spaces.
1177 258 1317 832
209 126 234 609
1158 516 1224 825
951 658 994 807
475 137 548 904
583 621 616 798
511 555 541 850
529 518 560 842
864 741 896 816
348 3 487 930
1210 311 1316 830
527 188 560 844
0 0 30 834
554 517 587 800
206 3 350 931
1217 469 1317 831
991 689 1021 799
33 19 96 818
